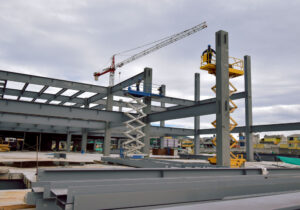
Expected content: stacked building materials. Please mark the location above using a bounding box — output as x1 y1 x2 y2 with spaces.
26 168 300 210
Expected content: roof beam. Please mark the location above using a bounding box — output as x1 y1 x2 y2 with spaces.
0 69 107 93
0 87 166 112
17 82 29 100
46 88 67 104
111 72 144 94
0 99 125 123
0 80 7 99
0 112 106 129
32 85 49 102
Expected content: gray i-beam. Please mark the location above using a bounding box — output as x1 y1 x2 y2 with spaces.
104 87 113 156
142 68 152 155
216 30 230 166
66 132 72 152
244 55 254 161
81 128 87 153
194 73 200 155
160 85 166 149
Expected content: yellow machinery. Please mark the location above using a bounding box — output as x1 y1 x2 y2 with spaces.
0 140 10 152
180 139 194 155
200 51 246 168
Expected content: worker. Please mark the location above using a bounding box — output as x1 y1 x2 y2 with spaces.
158 86 162 95
202 45 216 64
136 80 141 92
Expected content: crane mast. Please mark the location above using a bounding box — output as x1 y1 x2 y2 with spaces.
94 21 207 86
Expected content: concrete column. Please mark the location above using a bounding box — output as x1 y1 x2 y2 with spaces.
142 67 152 155
194 73 200 155
244 55 254 161
216 30 230 167
159 85 166 149
81 128 88 153
66 132 72 152
103 87 113 156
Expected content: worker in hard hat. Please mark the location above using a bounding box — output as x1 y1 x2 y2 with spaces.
202 45 216 64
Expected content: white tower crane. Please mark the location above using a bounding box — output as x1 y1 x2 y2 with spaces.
93 22 207 86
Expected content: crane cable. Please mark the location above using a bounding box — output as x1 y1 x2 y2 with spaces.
115 31 177 56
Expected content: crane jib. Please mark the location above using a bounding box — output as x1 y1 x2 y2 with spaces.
94 21 207 85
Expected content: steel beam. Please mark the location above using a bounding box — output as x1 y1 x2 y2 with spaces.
159 85 166 149
36 167 300 182
81 128 88 153
142 68 152 155
216 30 230 166
0 99 125 123
46 88 67 104
111 72 144 93
66 132 72 152
0 69 107 93
150 126 194 136
198 122 300 135
17 82 28 100
32 85 49 102
194 73 200 155
147 92 245 122
244 55 254 161
252 122 300 132
103 87 113 156
148 100 216 122
0 112 105 129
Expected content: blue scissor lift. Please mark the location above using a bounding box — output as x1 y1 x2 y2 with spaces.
120 84 163 159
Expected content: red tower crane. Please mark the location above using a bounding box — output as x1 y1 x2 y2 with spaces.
94 22 207 86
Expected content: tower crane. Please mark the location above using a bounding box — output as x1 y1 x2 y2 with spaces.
93 22 207 86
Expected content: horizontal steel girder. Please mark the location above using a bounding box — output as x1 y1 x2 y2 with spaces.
0 99 125 123
0 113 105 130
0 87 166 112
0 69 107 93
36 167 300 181
198 122 300 135
147 92 245 122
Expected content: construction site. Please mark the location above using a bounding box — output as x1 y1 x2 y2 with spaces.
0 11 300 210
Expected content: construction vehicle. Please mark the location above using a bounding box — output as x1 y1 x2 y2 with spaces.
200 46 246 168
93 22 207 86
0 139 10 152
179 139 194 155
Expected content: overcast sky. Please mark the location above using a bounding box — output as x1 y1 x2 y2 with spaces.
0 0 299 136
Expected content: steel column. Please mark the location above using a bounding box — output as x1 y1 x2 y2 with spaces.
142 68 152 155
81 128 88 153
103 87 113 156
103 122 111 156
216 30 230 166
194 73 200 155
160 85 166 149
244 55 254 161
66 132 72 152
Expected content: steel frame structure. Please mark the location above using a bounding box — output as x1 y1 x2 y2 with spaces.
0 30 299 164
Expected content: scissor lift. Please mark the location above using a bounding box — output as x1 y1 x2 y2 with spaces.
121 85 162 158
200 52 246 168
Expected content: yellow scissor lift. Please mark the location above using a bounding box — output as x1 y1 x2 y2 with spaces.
200 52 246 168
